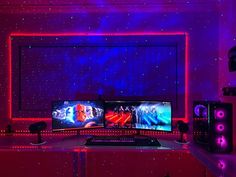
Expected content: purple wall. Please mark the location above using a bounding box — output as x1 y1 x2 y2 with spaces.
0 0 234 143
218 1 236 147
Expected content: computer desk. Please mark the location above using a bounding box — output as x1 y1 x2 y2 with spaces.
0 135 235 177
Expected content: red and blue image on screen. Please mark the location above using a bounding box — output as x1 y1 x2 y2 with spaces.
52 101 104 131
105 103 134 128
105 101 172 131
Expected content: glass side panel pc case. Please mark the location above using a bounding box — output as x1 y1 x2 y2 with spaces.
52 100 104 131
104 101 172 132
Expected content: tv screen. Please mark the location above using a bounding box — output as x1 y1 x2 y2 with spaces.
52 100 104 131
104 101 172 131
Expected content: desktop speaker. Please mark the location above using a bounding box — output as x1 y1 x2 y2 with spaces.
29 121 47 133
175 120 189 144
193 102 233 153
29 121 47 145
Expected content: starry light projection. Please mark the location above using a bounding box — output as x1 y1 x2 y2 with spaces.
1 6 221 123
0 0 225 125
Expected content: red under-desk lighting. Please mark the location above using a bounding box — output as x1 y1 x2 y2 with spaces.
8 32 189 122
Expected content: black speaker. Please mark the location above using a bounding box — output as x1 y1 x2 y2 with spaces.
29 121 47 145
193 102 233 153
175 121 189 144
228 46 236 72
29 121 47 133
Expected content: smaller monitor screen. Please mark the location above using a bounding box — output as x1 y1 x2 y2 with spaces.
52 100 104 131
105 101 172 131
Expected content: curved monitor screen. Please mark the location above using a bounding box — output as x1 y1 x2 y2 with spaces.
52 100 104 131
105 101 172 131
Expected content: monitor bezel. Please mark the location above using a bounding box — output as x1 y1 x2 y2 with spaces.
52 100 105 132
104 100 173 132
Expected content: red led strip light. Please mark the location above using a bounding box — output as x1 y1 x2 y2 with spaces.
8 32 189 122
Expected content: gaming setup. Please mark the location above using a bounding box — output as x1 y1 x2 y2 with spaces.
51 100 172 146
7 35 235 153
19 44 236 153
25 98 229 153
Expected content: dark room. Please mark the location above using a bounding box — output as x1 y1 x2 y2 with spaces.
0 1 236 177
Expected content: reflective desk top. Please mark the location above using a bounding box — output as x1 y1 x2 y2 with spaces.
0 135 235 177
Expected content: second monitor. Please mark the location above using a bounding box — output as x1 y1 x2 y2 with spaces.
104 101 172 132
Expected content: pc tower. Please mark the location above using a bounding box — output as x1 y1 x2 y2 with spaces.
193 102 233 153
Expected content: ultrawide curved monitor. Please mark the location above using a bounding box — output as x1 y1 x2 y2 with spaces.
104 101 172 132
52 100 104 131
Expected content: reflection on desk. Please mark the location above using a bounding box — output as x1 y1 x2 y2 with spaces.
0 135 235 177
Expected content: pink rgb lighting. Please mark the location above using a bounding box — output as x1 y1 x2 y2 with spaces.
8 32 189 122
217 160 226 170
216 124 225 132
216 136 227 148
215 110 225 119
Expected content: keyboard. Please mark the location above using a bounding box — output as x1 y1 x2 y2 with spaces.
85 136 161 146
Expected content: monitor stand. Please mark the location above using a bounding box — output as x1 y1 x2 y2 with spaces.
30 131 46 145
134 129 148 138
77 130 80 136
135 129 141 136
